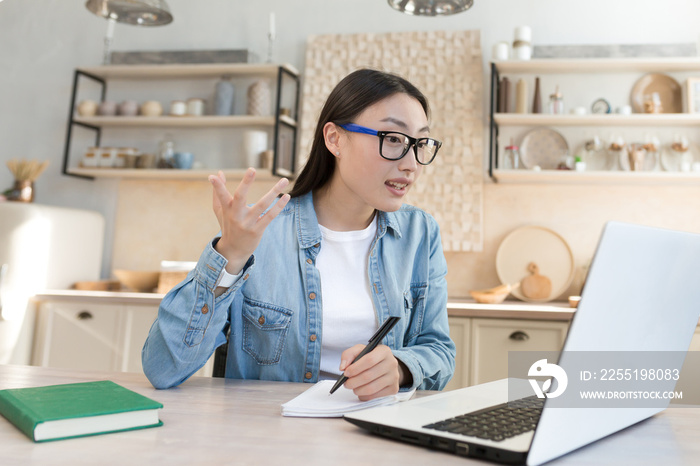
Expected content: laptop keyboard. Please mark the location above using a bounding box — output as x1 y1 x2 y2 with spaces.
422 396 544 442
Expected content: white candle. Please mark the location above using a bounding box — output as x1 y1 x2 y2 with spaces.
269 12 276 39
106 17 116 40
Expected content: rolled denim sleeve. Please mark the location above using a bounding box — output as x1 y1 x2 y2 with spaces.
392 218 456 392
142 238 254 389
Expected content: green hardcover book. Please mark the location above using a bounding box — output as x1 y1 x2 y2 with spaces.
0 380 163 442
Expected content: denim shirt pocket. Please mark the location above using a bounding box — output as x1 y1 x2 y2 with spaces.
183 281 213 347
403 284 427 343
242 298 293 365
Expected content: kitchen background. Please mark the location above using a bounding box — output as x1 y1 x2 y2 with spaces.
2 0 700 301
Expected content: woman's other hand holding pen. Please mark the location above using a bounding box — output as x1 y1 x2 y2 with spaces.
209 168 290 275
339 345 411 401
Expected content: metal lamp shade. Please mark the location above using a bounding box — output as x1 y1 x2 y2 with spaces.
85 0 173 26
387 0 474 16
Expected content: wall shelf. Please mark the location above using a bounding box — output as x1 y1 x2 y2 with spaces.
493 113 700 127
67 168 279 181
493 169 700 185
64 63 300 180
492 58 700 74
77 63 299 79
489 58 700 181
72 115 296 128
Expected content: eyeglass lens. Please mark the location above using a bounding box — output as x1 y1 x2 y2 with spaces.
381 133 439 164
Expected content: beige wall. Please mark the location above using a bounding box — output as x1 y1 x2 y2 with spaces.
113 178 700 301
446 182 700 299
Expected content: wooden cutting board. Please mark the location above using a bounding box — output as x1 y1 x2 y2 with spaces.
521 262 552 300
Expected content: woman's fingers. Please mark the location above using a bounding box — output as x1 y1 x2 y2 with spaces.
249 177 290 218
340 345 401 400
232 167 257 206
255 193 291 229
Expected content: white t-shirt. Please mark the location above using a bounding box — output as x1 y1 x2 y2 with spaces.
317 217 379 379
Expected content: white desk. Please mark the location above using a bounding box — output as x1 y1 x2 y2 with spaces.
1 365 699 465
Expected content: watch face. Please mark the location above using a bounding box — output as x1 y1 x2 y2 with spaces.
592 98 611 114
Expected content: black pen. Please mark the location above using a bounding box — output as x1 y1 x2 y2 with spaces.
329 316 401 395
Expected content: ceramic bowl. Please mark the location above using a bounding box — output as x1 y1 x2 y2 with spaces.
113 269 161 293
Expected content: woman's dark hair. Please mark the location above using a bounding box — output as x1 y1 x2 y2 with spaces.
288 68 430 198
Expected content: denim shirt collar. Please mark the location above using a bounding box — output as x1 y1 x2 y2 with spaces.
294 192 402 249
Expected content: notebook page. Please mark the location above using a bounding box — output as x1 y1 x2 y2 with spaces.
281 380 416 418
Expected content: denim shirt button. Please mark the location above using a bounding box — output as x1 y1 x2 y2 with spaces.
309 334 317 342
306 258 313 264
201 304 209 314
258 316 265 325
305 372 313 379
309 292 316 300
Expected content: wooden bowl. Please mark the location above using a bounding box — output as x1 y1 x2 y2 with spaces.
113 269 161 293
469 289 509 304
469 283 518 304
73 280 121 291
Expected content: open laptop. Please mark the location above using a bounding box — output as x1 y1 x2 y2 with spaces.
344 221 700 465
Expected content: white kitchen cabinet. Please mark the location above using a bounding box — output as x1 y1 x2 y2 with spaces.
445 301 574 391
446 314 569 390
32 297 213 377
470 318 569 386
489 58 700 184
33 301 122 372
446 307 700 393
444 317 471 391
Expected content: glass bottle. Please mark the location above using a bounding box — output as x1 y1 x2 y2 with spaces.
503 140 521 170
548 86 564 114
532 77 542 114
157 133 176 168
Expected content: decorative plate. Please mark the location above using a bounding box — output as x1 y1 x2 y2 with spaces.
660 144 699 172
519 128 569 170
630 73 682 114
495 225 575 303
618 149 658 171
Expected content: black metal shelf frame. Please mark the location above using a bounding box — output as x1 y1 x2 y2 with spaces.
272 66 301 178
63 70 106 180
489 62 500 181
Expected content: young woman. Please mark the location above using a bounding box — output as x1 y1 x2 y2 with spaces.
142 69 455 400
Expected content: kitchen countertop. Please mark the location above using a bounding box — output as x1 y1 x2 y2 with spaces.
34 290 576 321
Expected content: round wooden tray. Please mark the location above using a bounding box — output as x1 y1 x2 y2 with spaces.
495 225 575 303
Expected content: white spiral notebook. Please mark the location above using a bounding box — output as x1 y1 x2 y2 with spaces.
281 380 416 418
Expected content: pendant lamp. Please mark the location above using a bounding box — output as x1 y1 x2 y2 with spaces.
387 0 474 16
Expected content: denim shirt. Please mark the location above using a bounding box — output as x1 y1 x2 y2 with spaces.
142 192 455 391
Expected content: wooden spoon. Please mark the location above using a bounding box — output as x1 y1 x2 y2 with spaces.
521 262 552 300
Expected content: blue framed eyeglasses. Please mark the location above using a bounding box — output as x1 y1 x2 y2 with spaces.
340 123 442 165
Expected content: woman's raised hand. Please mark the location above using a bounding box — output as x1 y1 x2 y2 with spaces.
209 168 290 274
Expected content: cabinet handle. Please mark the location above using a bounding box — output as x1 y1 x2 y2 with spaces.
509 330 529 341
77 311 93 320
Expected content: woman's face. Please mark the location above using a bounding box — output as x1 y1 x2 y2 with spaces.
331 93 430 213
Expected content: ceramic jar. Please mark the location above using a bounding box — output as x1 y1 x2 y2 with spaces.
97 100 117 116
186 98 205 116
170 100 187 116
77 100 98 117
215 77 235 115
243 130 268 168
247 80 271 116
140 100 163 117
118 100 138 116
